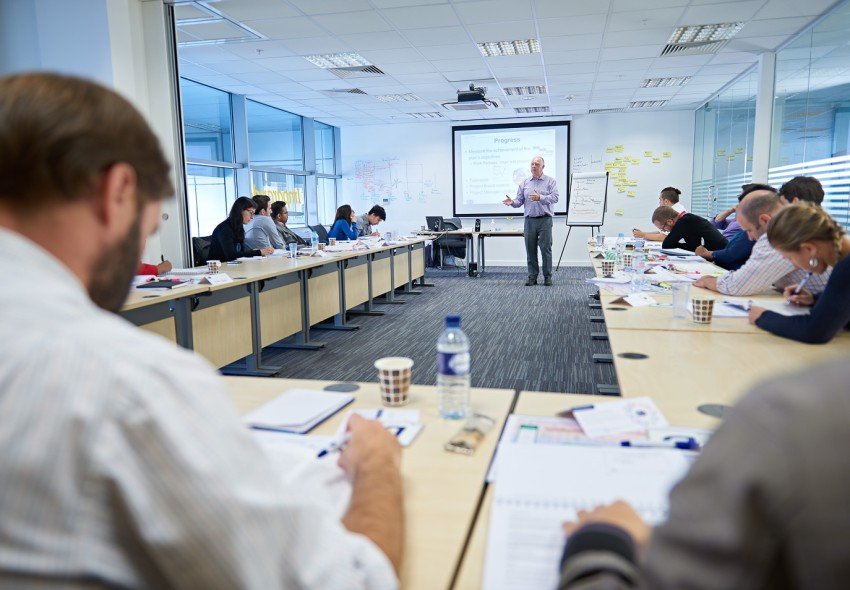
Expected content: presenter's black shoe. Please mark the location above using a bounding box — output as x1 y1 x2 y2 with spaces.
525 278 537 286
544 277 553 286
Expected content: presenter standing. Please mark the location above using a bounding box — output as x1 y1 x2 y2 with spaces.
503 155 559 286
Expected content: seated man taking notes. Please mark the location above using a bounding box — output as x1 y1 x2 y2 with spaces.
0 73 402 588
652 206 727 252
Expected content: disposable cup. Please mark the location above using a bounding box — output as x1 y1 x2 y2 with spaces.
374 357 413 406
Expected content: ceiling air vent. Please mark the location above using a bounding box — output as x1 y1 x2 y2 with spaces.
589 107 626 114
322 88 368 96
661 22 744 56
328 65 386 79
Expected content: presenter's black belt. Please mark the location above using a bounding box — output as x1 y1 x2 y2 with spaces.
526 215 552 218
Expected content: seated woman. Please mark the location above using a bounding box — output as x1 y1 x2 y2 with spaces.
653 206 728 252
208 196 274 262
749 203 850 344
327 204 359 241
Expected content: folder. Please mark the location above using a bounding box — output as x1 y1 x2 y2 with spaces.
243 389 355 434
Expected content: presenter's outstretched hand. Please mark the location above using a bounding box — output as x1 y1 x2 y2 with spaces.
502 196 513 206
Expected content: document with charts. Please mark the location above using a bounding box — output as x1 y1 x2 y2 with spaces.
482 444 692 590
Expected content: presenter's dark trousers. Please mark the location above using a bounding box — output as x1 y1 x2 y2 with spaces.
524 215 553 280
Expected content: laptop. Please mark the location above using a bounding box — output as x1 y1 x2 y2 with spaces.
425 216 443 232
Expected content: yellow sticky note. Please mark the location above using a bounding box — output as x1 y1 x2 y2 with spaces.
747 156 753 161
615 145 624 152
605 146 615 153
652 157 661 164
615 208 625 216
717 149 726 156
627 191 636 197
631 159 640 165
728 155 736 161
629 180 638 186
643 150 653 157
735 147 744 154
617 187 626 193
662 151 672 158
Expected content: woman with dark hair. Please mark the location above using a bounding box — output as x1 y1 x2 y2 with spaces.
208 196 274 262
749 203 850 343
327 204 359 241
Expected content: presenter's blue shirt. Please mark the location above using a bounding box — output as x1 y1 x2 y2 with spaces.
328 219 359 241
512 174 559 217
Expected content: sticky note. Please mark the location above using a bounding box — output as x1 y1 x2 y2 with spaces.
728 155 736 161
663 151 672 158
643 150 653 157
617 187 626 193
615 145 624 152
717 149 726 156
615 209 625 216
605 146 615 153
627 191 636 197
629 180 638 186
652 157 661 164
735 147 744 154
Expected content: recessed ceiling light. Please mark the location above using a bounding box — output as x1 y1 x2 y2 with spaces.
629 100 668 108
304 52 372 69
503 85 547 95
514 106 549 113
641 76 692 88
374 93 420 103
407 112 444 119
589 108 626 114
668 22 744 44
478 39 540 57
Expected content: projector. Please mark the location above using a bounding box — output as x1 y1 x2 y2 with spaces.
442 83 500 111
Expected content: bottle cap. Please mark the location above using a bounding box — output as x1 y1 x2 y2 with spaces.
445 314 461 328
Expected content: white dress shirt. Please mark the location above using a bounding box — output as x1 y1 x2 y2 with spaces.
0 228 396 589
716 232 830 296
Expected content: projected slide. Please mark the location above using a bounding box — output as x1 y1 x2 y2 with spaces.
453 122 570 217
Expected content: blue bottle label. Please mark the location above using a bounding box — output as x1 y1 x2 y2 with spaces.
438 352 470 376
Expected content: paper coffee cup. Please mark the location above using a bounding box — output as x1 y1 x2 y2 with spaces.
206 260 221 274
691 298 715 324
601 260 615 277
374 357 413 406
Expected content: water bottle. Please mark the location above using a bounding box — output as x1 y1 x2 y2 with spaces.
490 219 496 232
437 315 470 419
615 232 626 270
311 231 319 251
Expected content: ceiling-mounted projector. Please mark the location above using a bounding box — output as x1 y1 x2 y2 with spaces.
442 83 500 111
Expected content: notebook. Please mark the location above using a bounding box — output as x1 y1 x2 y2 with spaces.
135 279 189 289
482 444 692 590
243 389 355 434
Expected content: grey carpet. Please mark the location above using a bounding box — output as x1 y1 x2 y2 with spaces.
252 266 618 395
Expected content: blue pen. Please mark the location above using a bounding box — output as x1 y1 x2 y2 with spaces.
620 438 699 451
793 272 813 295
317 433 351 458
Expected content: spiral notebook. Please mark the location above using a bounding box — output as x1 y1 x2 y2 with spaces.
482 444 692 590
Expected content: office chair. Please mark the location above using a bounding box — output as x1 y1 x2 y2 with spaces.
192 235 211 267
309 224 329 244
435 219 466 269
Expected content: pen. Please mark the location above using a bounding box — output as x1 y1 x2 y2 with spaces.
317 433 352 458
723 300 752 312
161 254 165 262
793 272 812 295
620 438 699 451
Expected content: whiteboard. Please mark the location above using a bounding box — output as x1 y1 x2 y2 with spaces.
567 171 608 226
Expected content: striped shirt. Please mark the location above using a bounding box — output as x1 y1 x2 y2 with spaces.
716 233 830 296
0 228 396 589
511 174 559 217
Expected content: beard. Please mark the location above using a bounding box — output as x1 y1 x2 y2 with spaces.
88 216 143 313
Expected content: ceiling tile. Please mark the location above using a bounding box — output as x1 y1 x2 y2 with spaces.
725 35 793 52
607 8 685 32
254 56 316 71
381 5 462 29
709 52 760 65
338 32 412 51
537 14 608 36
179 45 240 64
287 0 373 14
544 49 601 65
284 69 342 82
206 59 270 75
224 41 295 60
229 71 292 85
698 63 754 75
600 45 662 60
378 61 439 75
442 68 494 81
417 43 482 60
213 0 300 20
484 53 542 67
597 58 654 72
546 63 597 75
241 17 328 39
603 28 674 47
654 54 714 67
531 0 611 18
431 57 489 71
541 34 604 51
394 74 453 85
611 0 687 10
752 0 838 19
467 21 537 41
403 26 472 46
359 48 428 64
737 17 812 39
489 65 545 78
310 11 393 35
454 0 532 23
281 37 352 55
679 1 764 25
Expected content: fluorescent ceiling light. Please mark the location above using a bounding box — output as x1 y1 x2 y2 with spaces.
589 108 626 113
640 77 691 88
504 85 547 95
305 52 372 69
668 22 744 44
514 106 550 113
478 39 540 57
629 100 668 108
375 93 420 103
407 112 444 119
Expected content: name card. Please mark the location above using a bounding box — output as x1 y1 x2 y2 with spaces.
201 273 234 285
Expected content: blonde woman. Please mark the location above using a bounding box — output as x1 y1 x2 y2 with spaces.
749 203 850 343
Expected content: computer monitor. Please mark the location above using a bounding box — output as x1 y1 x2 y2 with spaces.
425 216 443 232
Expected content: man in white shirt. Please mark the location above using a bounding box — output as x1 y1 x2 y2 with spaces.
0 73 402 589
244 194 286 250
694 189 829 296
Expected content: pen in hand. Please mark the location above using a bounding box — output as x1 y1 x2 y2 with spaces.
793 272 812 295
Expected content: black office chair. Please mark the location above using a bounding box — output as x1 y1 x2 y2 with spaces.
192 235 211 267
310 224 329 244
435 219 466 269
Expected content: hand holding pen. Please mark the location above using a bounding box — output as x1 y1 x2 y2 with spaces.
783 272 814 306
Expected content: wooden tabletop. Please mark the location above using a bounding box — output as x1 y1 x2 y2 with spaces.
223 377 515 590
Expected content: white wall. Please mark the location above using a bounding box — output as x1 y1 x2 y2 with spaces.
341 110 695 266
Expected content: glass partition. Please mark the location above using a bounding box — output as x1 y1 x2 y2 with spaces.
250 171 306 226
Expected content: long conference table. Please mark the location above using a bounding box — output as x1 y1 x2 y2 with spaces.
417 229 524 273
121 238 429 373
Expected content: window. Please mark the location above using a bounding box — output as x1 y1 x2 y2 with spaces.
251 171 306 226
247 100 303 169
769 3 850 228
315 122 335 174
316 177 337 225
186 165 236 237
181 79 233 163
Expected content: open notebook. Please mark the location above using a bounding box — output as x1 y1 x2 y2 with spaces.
482 444 692 590
243 389 354 434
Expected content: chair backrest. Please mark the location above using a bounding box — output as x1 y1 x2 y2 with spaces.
192 235 211 267
425 216 443 232
441 218 461 231
310 224 329 244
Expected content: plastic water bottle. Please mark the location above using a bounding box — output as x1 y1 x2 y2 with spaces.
311 231 319 251
437 315 470 419
615 232 626 270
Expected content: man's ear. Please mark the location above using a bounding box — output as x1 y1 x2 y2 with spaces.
96 163 137 240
